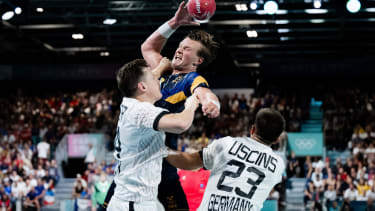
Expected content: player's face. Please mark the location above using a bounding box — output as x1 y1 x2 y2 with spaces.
172 37 202 71
142 68 162 101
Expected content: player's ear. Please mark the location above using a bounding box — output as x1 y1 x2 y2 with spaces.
250 125 255 135
137 82 147 92
197 57 204 65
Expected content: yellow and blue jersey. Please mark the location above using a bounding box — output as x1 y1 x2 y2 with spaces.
155 72 209 114
156 72 209 181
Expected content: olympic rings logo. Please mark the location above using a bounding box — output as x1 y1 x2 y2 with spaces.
295 138 316 150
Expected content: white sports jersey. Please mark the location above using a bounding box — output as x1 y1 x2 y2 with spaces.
199 136 285 211
112 97 169 203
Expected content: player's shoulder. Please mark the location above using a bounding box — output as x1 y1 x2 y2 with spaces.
185 71 205 81
121 97 164 112
208 136 237 149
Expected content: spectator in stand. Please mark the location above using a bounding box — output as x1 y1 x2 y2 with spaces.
24 186 40 211
344 183 358 202
324 184 337 208
357 178 370 201
37 139 50 165
91 173 110 209
48 159 60 184
304 181 315 206
73 179 85 199
287 151 299 178
35 178 46 206
367 185 375 201
84 143 95 166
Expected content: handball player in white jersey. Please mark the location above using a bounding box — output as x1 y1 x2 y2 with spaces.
107 58 199 211
167 108 286 211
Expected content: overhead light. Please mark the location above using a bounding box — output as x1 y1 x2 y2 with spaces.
305 9 328 14
100 52 110 56
275 20 289 24
235 4 248 11
280 37 290 41
313 0 322 9
235 4 241 11
310 19 325 23
36 8 44 13
246 30 258 38
103 18 117 25
365 8 375 12
14 7 22 15
277 28 290 33
2 11 14 21
72 33 84 39
241 4 248 11
250 2 257 10
264 0 278 15
346 0 361 13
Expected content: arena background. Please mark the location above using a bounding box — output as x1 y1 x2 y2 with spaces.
1 0 375 210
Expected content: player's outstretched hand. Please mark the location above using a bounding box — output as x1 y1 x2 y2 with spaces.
185 93 200 111
173 1 200 27
202 100 220 118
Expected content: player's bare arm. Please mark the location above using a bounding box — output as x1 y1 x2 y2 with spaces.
157 94 199 134
166 149 203 170
141 1 199 69
151 57 172 79
194 87 220 118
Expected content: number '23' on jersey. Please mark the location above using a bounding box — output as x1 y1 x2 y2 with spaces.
198 136 285 211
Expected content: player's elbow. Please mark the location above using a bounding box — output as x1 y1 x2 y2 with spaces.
175 121 192 134
141 42 151 54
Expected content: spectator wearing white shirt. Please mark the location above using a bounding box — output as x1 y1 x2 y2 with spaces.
344 183 358 201
36 165 46 178
10 170 20 183
311 168 323 185
37 140 50 164
324 184 337 202
366 185 375 201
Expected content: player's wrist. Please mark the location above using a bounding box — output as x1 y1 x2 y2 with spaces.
158 21 177 39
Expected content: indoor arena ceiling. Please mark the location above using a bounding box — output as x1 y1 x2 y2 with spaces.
1 0 375 71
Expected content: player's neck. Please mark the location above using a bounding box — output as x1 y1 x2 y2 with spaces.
251 134 269 146
172 68 196 75
135 95 156 104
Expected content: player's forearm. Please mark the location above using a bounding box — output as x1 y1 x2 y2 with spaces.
196 88 219 105
166 150 203 170
158 105 196 134
195 87 220 117
141 19 178 69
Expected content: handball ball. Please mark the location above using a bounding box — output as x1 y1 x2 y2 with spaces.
187 0 216 23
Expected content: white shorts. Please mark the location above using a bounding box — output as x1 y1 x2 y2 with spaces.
107 198 165 211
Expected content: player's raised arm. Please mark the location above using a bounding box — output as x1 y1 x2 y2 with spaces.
141 1 199 69
157 94 199 134
166 150 203 170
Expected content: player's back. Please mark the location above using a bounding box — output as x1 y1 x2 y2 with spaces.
199 136 285 211
113 97 168 202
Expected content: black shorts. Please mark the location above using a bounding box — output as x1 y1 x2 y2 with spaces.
158 160 189 211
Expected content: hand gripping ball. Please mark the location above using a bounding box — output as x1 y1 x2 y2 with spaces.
187 0 216 23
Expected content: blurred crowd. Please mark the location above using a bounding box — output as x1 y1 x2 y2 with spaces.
179 92 309 152
323 88 375 150
9 87 375 210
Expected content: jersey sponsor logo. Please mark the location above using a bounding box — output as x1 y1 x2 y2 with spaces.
228 141 277 173
207 193 254 211
172 75 184 84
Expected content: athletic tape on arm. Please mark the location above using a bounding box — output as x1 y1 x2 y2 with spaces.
157 22 176 38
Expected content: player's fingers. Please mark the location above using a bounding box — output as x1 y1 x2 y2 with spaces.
189 21 201 26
